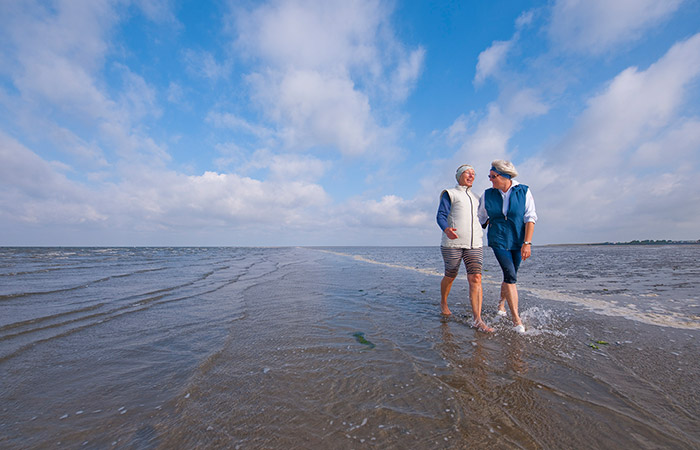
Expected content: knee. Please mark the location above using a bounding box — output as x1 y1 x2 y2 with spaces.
442 270 459 281
468 273 482 283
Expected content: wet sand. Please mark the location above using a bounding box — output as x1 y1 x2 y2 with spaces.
1 247 698 448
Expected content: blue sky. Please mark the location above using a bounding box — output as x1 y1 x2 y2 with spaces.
1 0 699 246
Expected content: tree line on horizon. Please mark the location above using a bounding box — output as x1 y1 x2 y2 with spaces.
599 239 700 245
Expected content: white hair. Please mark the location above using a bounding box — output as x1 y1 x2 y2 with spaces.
490 160 518 178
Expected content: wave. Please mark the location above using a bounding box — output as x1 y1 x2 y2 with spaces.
318 249 700 330
316 249 444 277
0 261 266 363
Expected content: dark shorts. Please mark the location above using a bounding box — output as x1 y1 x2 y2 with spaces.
491 247 522 284
441 246 483 278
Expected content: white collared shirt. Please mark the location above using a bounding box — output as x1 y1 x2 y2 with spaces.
478 180 538 225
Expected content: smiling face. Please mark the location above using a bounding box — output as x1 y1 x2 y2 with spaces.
458 168 476 187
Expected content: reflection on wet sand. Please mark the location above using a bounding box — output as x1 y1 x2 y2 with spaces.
436 320 544 447
1 247 698 449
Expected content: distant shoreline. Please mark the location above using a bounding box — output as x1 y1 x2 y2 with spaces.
545 240 700 247
1 241 699 248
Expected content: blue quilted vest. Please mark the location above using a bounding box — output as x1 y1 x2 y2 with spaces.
484 184 529 250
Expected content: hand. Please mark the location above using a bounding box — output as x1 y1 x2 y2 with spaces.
521 244 531 260
445 228 459 240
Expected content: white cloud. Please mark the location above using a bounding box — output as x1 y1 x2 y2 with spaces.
0 130 331 235
344 195 430 228
526 33 700 242
166 82 185 104
423 86 549 203
47 125 109 167
474 9 535 85
116 64 162 121
232 0 423 157
208 112 274 140
391 47 426 101
454 89 549 175
248 68 377 155
633 118 700 166
504 88 550 118
0 132 107 224
234 0 386 72
211 114 332 179
515 10 535 29
443 31 700 244
107 169 331 230
99 121 171 164
554 33 700 172
267 153 330 181
474 40 513 85
445 114 472 146
2 0 117 117
214 144 331 182
0 0 172 169
182 49 231 81
2 0 696 246
134 0 180 26
549 0 684 54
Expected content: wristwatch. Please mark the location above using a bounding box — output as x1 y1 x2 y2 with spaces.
523 241 532 245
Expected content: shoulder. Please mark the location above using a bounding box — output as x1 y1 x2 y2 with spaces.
446 187 469 196
441 189 454 202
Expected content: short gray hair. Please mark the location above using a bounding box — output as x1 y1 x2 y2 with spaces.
491 159 518 178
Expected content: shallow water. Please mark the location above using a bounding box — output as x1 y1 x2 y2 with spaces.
0 246 698 448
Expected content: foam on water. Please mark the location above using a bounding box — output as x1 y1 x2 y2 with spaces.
317 249 444 277
518 306 567 337
523 286 699 330
318 247 700 331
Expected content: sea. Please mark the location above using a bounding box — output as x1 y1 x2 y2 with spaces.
0 245 698 449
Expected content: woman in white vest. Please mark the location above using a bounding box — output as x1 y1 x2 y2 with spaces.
436 164 493 332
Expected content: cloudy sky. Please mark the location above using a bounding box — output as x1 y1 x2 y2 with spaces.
1 0 699 246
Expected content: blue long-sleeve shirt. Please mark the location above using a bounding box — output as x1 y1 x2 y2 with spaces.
436 191 451 231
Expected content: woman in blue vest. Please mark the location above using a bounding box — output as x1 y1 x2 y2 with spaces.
478 160 537 334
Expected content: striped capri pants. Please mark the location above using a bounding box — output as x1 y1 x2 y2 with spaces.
440 246 483 278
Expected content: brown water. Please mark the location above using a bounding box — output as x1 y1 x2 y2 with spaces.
1 247 698 448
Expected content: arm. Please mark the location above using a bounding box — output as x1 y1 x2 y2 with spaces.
437 191 459 239
523 189 537 223
477 193 489 228
521 188 536 260
521 221 535 260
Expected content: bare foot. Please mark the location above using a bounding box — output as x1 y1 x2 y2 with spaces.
473 319 494 333
441 308 452 316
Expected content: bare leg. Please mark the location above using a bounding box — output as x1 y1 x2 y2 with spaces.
498 283 507 313
468 273 493 332
440 276 455 315
502 282 522 326
468 273 482 321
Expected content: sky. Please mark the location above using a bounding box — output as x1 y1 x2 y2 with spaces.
1 0 699 247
